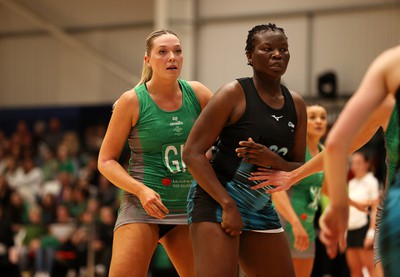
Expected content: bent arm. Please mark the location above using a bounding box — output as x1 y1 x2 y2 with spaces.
324 49 397 207
183 82 240 210
97 90 147 196
251 94 395 191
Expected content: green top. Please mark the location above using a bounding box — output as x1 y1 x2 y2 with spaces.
126 79 201 214
384 102 399 186
285 144 324 244
23 224 48 246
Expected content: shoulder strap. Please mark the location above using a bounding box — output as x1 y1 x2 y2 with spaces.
281 85 298 126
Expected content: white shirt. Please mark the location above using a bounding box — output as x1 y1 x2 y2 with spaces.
7 167 43 205
348 172 379 230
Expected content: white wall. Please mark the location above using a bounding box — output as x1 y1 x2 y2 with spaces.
312 8 400 96
197 17 309 94
0 0 399 107
197 0 400 95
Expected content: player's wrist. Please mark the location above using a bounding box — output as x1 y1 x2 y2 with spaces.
366 228 375 239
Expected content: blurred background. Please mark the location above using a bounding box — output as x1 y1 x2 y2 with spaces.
0 0 399 276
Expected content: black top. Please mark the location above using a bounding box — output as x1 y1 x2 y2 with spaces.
212 77 298 183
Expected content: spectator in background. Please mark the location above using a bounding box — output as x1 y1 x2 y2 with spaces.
11 120 32 153
0 175 13 210
84 124 106 154
56 144 77 179
18 205 48 275
7 190 28 232
43 117 64 153
39 193 58 225
44 171 74 205
48 204 78 277
70 208 94 274
4 155 21 192
0 146 8 174
69 187 89 219
32 120 47 160
58 184 75 216
85 198 100 220
78 154 100 187
0 204 20 277
346 150 379 277
93 206 115 276
61 131 81 159
0 130 10 151
97 175 118 208
40 147 58 182
12 156 43 206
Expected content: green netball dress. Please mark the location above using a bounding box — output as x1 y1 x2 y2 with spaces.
374 102 398 265
380 95 400 276
114 79 201 229
283 145 324 257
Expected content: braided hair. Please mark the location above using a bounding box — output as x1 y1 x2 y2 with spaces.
245 23 287 54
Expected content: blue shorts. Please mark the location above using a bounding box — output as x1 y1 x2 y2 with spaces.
187 180 282 231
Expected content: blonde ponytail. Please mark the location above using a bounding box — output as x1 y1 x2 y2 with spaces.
135 59 153 87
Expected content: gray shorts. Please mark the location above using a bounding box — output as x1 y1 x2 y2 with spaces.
114 192 188 231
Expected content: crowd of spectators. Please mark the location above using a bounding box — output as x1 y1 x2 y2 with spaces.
0 117 120 277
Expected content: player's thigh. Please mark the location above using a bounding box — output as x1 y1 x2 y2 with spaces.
345 248 363 271
190 222 240 277
161 225 195 277
239 231 295 277
292 258 314 277
109 223 159 277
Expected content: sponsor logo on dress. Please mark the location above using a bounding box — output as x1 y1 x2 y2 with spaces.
162 178 171 186
271 115 283 121
170 116 184 136
288 121 295 132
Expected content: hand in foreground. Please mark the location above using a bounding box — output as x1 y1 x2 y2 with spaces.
221 205 244 236
319 204 348 259
236 137 276 167
138 187 169 219
292 221 310 252
249 168 295 193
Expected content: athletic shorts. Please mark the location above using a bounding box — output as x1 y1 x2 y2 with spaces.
347 224 369 248
289 239 316 259
187 181 282 231
114 192 188 231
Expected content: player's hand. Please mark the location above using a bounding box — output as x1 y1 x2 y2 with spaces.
236 137 276 167
221 205 243 236
138 187 169 219
319 204 348 258
249 168 295 193
292 221 310 251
